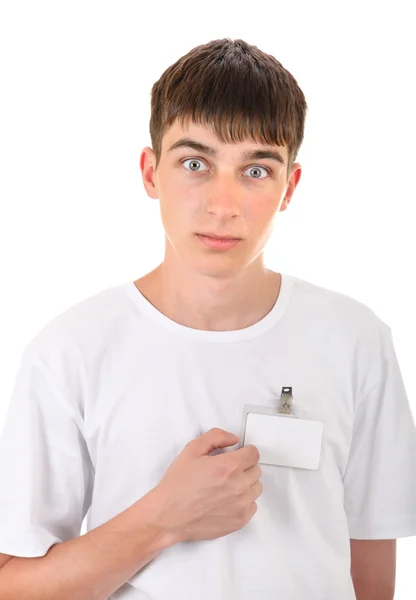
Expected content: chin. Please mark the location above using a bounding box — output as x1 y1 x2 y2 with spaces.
188 257 248 279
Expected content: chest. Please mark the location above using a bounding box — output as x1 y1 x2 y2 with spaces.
83 339 354 517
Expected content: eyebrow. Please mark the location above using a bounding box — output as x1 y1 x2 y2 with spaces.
167 137 286 166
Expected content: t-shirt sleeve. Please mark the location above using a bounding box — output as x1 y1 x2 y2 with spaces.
0 346 94 557
343 324 416 540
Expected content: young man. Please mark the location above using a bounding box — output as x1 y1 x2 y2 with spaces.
0 38 415 600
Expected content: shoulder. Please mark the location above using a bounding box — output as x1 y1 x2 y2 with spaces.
13 282 135 422
288 274 392 396
24 282 132 360
289 274 390 336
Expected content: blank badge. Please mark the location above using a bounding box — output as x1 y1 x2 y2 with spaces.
238 388 323 470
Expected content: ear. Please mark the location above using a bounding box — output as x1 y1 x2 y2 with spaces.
279 163 302 212
140 147 159 200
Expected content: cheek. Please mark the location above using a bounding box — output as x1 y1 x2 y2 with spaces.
246 199 278 226
159 192 197 232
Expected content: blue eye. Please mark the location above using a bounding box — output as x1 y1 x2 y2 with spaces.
182 159 270 179
182 159 208 172
243 166 270 179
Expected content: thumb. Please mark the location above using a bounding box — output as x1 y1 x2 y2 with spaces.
189 428 239 457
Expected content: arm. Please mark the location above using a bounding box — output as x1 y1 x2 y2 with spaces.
0 488 177 600
350 539 396 600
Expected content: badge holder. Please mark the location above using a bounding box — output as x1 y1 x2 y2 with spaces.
238 387 324 470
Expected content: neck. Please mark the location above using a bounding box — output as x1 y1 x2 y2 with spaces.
134 256 282 332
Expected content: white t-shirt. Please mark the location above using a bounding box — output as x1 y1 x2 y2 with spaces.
1 273 416 599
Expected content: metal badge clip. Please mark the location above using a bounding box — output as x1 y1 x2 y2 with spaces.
278 386 293 415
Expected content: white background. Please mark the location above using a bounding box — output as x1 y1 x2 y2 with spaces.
0 1 415 597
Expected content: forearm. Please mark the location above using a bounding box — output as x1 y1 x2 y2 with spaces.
352 576 395 600
0 488 177 600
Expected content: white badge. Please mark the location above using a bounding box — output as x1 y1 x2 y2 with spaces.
238 387 323 470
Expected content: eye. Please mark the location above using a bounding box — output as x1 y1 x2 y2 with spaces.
181 159 271 179
243 165 270 179
182 158 209 172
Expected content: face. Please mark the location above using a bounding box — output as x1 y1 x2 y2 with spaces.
140 119 302 279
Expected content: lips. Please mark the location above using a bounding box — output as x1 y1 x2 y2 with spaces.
196 234 241 250
197 232 241 241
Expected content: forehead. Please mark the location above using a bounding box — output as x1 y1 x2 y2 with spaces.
162 119 288 162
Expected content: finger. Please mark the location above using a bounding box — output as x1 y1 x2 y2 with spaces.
232 444 260 468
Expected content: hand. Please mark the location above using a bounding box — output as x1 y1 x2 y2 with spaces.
151 427 262 543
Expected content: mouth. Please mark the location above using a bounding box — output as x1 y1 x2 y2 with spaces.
196 232 241 241
195 233 242 250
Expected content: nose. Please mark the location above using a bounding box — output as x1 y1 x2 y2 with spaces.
205 176 241 218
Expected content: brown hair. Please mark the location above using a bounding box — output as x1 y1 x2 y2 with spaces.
149 38 308 178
